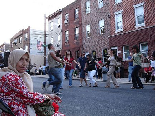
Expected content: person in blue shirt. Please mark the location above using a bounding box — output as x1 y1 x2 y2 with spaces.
78 52 88 87
128 52 133 82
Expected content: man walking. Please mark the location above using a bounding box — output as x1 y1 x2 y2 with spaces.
78 52 88 87
46 43 65 95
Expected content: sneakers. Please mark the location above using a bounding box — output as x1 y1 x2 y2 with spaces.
54 91 62 95
45 81 50 88
79 84 83 87
42 81 50 90
42 82 46 89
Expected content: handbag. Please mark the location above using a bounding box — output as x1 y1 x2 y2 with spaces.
33 99 55 116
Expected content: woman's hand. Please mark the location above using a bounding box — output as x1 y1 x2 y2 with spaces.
45 94 62 103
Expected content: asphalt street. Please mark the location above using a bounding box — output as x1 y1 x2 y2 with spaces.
32 77 155 116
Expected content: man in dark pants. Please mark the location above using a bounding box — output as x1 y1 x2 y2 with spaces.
130 45 144 89
78 52 88 87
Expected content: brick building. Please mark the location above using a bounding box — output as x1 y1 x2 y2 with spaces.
109 0 155 60
62 0 82 59
81 0 111 59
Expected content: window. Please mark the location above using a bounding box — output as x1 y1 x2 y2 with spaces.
86 1 90 14
74 27 79 40
99 19 105 34
115 10 123 33
58 18 61 28
98 0 103 8
134 3 145 27
86 25 90 38
140 43 148 57
65 31 69 43
50 22 53 30
64 13 69 24
25 33 28 41
57 35 61 47
115 0 122 4
123 46 129 61
19 37 22 43
51 37 53 44
75 8 79 19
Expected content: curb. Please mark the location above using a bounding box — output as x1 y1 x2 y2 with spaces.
31 75 155 85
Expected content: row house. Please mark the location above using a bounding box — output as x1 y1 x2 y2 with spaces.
10 26 49 69
62 0 82 59
48 0 154 63
81 0 111 59
109 0 155 61
47 9 63 51
0 43 10 52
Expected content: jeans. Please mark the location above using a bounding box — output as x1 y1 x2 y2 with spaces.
60 68 65 88
48 67 63 93
128 66 133 81
66 69 74 86
131 65 143 88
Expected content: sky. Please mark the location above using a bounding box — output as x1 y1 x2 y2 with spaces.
0 0 75 45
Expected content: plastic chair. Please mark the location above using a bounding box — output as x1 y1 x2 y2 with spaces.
0 99 15 116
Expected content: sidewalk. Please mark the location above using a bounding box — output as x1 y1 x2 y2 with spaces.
31 74 155 85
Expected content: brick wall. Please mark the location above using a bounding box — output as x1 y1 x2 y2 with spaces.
109 0 155 35
81 0 111 58
62 0 82 59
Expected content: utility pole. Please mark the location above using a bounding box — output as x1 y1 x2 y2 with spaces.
44 14 46 66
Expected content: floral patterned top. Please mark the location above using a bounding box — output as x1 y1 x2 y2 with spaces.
0 73 46 116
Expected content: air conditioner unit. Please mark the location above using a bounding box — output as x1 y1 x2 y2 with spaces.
64 20 68 24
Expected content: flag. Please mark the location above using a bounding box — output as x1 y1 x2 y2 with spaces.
37 40 43 51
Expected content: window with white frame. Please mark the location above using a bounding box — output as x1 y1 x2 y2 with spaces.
86 1 90 14
19 37 22 43
115 10 123 33
140 43 148 57
64 13 69 24
51 37 53 44
115 0 122 4
98 0 103 8
134 3 145 27
74 27 79 40
123 46 129 61
65 31 69 43
50 21 53 30
99 19 105 34
86 25 90 38
58 18 60 28
57 35 61 46
75 8 79 19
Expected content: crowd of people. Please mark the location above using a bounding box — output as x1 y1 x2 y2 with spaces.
0 44 155 115
43 44 155 91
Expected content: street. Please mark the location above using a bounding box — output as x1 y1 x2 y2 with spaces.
32 76 155 116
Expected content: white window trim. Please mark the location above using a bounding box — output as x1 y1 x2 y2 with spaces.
98 0 103 8
140 42 148 57
115 0 122 4
133 2 145 28
111 47 118 56
123 46 129 61
86 1 90 14
86 25 90 38
114 10 123 33
99 19 105 34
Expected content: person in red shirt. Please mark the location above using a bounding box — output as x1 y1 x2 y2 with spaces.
64 50 79 87
144 65 152 83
